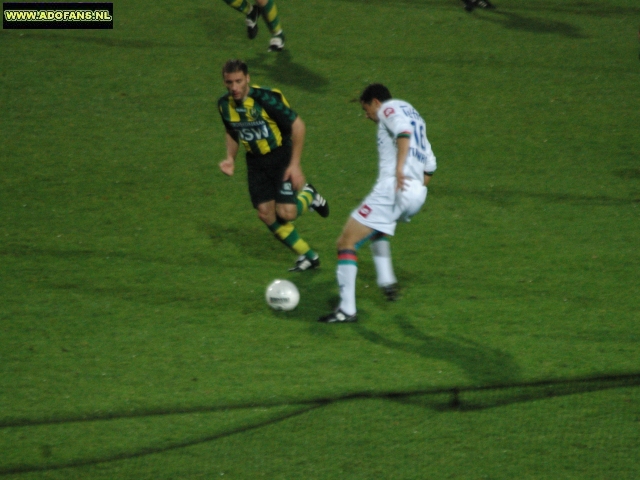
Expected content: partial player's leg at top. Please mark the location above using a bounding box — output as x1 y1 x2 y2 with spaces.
258 0 285 52
219 0 286 51
462 0 496 12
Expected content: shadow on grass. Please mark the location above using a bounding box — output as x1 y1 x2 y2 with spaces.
204 222 288 260
195 5 328 93
497 3 640 17
0 30 179 48
334 0 640 18
197 6 246 46
474 10 587 38
249 50 330 94
614 168 640 180
353 314 521 384
2 372 639 475
436 186 640 206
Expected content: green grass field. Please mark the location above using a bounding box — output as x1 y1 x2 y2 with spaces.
1 0 639 478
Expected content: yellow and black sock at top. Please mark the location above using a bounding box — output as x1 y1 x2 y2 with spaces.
296 189 313 216
268 220 317 260
221 0 251 15
260 0 282 34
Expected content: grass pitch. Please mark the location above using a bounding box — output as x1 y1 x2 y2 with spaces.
1 0 639 478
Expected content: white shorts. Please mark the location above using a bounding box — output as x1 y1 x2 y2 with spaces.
351 177 427 235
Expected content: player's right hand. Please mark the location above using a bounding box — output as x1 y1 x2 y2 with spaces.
219 159 235 176
395 170 407 191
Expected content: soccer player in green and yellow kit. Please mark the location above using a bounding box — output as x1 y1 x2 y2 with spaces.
219 0 285 51
217 59 329 272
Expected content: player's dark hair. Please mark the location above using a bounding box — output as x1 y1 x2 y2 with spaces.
222 59 248 77
360 83 392 104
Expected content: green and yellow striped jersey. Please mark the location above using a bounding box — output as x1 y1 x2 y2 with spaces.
218 86 298 156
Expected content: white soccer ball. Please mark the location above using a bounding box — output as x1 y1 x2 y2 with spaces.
265 279 300 311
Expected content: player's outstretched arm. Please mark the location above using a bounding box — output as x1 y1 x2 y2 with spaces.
219 131 239 176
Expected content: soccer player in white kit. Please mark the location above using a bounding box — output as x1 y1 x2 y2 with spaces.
319 84 437 323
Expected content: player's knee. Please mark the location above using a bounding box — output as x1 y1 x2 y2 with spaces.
276 204 296 222
336 235 353 251
257 209 274 225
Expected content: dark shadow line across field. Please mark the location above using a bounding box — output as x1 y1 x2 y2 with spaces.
1 372 637 429
1 372 638 475
0 405 325 476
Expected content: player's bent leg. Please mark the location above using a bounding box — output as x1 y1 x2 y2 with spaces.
267 217 319 271
266 202 319 272
263 201 311 265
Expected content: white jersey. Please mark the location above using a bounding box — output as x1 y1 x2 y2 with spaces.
376 99 437 184
351 99 435 235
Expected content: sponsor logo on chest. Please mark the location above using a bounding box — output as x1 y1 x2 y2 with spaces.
238 123 270 141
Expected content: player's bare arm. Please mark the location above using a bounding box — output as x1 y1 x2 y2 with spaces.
283 116 306 190
395 136 410 191
219 130 239 176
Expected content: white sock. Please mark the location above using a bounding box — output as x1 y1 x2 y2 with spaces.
337 250 358 315
370 237 396 287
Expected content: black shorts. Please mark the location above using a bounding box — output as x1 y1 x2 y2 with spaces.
246 146 296 208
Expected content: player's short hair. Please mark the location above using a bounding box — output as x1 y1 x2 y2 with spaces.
360 83 392 104
222 59 248 77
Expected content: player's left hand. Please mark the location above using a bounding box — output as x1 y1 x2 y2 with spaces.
284 164 306 192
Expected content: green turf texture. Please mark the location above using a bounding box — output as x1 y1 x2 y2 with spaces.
1 0 639 478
